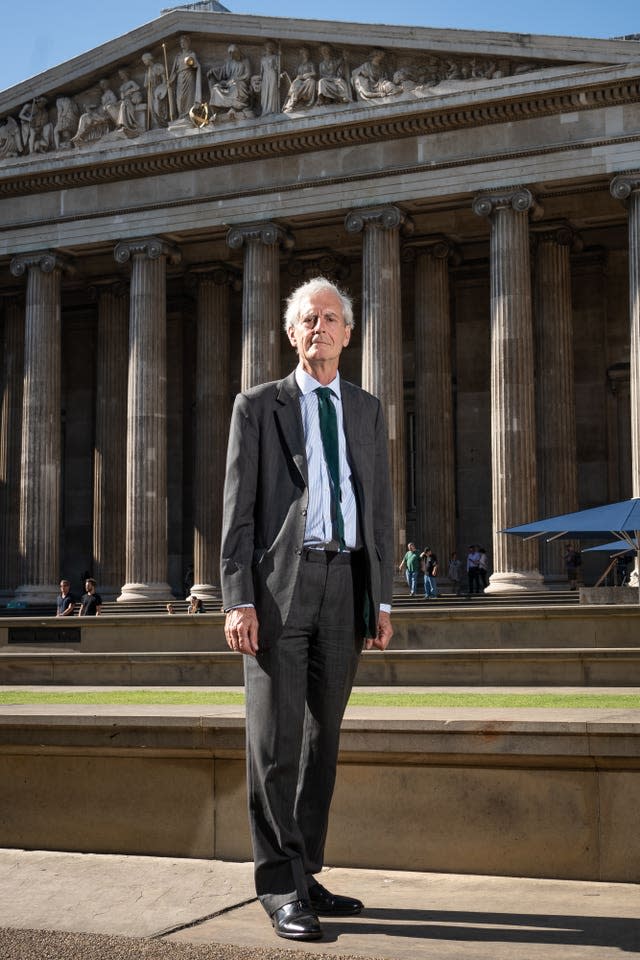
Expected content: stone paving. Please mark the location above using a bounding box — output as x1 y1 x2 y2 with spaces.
0 850 639 960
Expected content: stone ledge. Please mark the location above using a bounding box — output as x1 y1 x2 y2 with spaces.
3 604 640 655
1 646 640 686
0 706 638 880
0 706 638 757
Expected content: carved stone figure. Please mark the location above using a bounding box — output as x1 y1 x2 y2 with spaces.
282 47 317 113
0 115 21 159
207 44 253 119
107 69 145 136
352 50 402 101
18 97 53 154
53 97 80 149
72 80 117 146
392 66 423 94
141 52 169 128
254 40 280 116
316 46 351 105
170 35 202 118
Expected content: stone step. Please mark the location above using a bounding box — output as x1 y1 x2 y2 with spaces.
1 646 639 687
1 590 580 619
2 603 639 654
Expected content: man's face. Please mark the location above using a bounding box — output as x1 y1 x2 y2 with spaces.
287 289 351 368
59 582 68 595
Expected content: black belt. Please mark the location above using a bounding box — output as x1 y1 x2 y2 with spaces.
303 548 363 565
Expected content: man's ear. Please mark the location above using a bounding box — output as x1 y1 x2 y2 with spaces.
286 324 298 348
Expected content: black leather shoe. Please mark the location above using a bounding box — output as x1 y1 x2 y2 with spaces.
271 899 323 941
308 881 363 916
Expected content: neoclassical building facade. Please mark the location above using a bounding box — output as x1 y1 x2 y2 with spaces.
1 7 640 601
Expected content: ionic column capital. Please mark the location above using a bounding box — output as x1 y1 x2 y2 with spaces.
113 237 181 265
10 250 74 278
226 222 294 251
610 174 640 205
472 188 543 221
531 220 583 252
287 250 350 283
402 235 461 265
87 277 129 301
345 205 414 236
186 264 242 293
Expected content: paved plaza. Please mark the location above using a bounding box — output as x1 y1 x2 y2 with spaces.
0 842 638 959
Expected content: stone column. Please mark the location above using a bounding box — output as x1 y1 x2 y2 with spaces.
473 189 543 593
611 175 640 499
90 280 129 599
227 223 294 390
10 252 69 602
406 238 457 561
0 292 24 598
114 237 181 602
533 223 580 581
189 266 236 600
345 205 413 562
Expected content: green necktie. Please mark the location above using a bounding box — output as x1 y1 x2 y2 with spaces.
314 387 346 550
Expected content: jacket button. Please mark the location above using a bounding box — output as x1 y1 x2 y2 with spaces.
301 509 307 516
295 548 302 555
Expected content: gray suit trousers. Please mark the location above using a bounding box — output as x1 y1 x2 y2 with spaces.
243 550 364 916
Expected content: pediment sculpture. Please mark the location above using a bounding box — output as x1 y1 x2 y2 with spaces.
0 31 562 162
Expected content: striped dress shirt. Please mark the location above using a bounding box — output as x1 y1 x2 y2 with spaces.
295 366 358 550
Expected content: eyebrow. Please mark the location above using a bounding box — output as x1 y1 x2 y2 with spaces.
300 311 341 321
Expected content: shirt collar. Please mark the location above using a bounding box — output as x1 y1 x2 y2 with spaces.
295 365 342 399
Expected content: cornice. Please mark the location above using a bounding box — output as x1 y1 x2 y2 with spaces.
2 69 640 201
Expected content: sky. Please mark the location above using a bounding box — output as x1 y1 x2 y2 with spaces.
1 0 639 93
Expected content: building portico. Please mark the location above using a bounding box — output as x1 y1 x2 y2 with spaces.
1 9 639 600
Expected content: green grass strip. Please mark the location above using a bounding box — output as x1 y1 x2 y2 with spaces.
0 690 639 708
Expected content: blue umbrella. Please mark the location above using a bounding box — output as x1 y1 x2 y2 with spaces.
583 539 638 554
503 498 640 544
503 498 640 598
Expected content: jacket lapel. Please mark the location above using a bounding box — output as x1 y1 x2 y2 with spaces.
341 381 367 488
275 371 308 487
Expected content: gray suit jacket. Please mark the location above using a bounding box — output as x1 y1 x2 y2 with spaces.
220 370 393 643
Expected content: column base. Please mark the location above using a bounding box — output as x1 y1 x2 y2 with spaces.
190 583 222 603
117 582 173 602
484 570 545 594
13 583 59 605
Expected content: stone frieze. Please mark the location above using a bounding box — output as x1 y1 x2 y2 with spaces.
0 30 559 164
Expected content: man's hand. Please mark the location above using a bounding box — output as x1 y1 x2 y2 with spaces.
225 607 260 657
365 610 393 650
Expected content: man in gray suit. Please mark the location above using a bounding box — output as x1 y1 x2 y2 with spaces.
221 276 393 941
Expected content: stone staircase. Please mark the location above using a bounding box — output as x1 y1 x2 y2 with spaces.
1 586 638 687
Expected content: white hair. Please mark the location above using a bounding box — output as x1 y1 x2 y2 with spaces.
283 276 354 332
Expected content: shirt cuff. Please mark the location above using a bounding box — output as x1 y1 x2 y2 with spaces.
379 603 392 614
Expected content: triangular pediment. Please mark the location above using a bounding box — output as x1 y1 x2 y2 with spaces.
0 9 638 166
